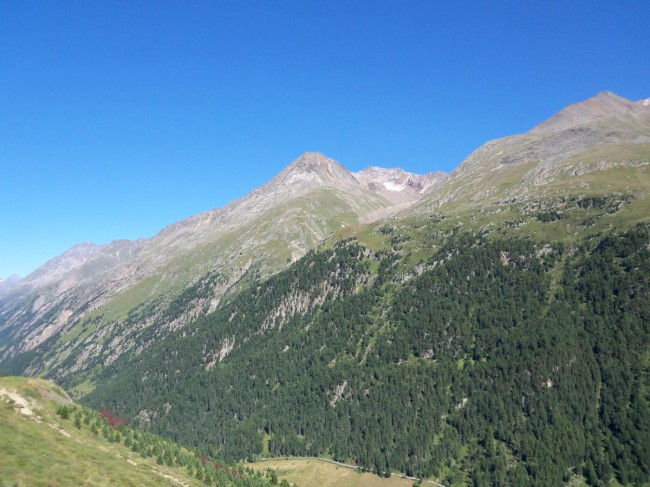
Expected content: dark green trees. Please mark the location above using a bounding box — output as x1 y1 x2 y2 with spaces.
85 227 650 485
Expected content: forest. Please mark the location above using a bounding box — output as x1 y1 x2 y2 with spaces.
84 224 649 486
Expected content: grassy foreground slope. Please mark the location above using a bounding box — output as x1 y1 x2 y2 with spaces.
0 376 284 487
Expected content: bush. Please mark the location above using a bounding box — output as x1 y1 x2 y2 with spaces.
56 405 70 420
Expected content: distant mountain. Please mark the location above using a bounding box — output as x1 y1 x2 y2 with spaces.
0 275 21 295
354 167 446 204
0 152 439 384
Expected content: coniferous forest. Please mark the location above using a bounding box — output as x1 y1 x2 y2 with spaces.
83 222 650 486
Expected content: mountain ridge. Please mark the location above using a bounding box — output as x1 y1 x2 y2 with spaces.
533 91 650 132
2 91 647 380
410 91 650 213
0 152 440 381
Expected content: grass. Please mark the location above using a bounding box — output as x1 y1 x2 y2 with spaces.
262 433 272 457
247 458 417 487
96 274 163 323
0 376 203 487
68 374 97 398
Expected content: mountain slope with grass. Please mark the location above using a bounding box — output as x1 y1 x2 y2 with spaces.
0 375 291 487
413 91 650 214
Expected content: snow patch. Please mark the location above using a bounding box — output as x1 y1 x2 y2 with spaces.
383 181 406 191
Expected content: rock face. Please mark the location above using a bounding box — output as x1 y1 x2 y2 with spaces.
353 167 447 204
0 152 439 381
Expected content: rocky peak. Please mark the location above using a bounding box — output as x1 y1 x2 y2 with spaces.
20 240 140 291
24 242 101 283
274 152 359 187
0 274 21 283
534 91 646 132
355 167 444 192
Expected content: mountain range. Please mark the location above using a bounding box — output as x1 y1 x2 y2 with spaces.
0 153 443 382
1 91 649 486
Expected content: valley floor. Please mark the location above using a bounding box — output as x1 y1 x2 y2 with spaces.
247 457 426 487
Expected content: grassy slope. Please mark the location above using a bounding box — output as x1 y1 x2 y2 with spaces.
0 376 202 487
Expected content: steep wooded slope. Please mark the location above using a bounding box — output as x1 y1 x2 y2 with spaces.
85 224 650 486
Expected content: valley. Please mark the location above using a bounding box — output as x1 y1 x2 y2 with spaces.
1 92 649 486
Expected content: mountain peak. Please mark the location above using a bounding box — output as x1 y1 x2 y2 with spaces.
274 152 359 187
592 90 627 101
534 91 641 132
287 152 345 174
0 274 21 295
292 151 334 166
580 90 637 111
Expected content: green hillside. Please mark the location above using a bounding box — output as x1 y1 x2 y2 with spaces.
0 376 290 487
83 218 650 486
247 458 419 487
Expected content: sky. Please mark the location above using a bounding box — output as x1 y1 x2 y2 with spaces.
1 0 649 278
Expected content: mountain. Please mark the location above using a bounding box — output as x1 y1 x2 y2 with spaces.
354 167 446 202
1 91 649 486
414 91 650 213
353 167 447 218
0 275 21 295
0 152 439 387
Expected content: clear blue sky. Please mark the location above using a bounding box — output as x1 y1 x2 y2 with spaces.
1 1 649 278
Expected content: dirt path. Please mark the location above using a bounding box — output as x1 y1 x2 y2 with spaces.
0 387 35 417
